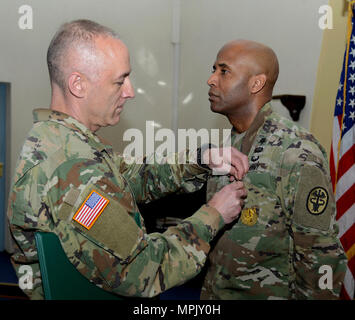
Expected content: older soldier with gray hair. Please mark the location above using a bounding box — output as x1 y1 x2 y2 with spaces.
202 39 347 299
7 20 249 299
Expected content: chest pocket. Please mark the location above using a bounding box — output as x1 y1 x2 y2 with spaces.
215 179 289 263
236 181 284 233
207 180 290 298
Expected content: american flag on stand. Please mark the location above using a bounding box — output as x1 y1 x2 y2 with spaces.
330 1 355 300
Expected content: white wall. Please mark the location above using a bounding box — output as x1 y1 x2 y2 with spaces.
0 0 174 176
0 0 174 251
178 0 327 131
1 0 328 165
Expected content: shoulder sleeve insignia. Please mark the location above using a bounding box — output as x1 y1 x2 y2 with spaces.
241 207 258 226
72 190 109 230
306 187 329 215
293 165 334 231
58 185 144 261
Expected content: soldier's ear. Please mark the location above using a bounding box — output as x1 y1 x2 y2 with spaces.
68 72 86 98
249 74 267 94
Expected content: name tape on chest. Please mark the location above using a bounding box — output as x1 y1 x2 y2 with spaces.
72 190 109 230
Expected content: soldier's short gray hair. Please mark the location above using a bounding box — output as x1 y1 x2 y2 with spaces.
47 19 119 90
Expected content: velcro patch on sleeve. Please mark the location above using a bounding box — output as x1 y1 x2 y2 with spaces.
293 165 334 231
65 185 143 261
72 190 109 230
306 187 329 216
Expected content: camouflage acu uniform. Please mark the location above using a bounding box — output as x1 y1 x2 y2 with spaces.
202 104 347 300
7 109 225 300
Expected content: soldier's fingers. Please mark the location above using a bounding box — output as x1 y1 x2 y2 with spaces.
229 175 242 183
240 199 244 207
229 158 244 180
228 166 241 180
234 188 247 203
230 148 249 176
233 204 242 216
239 187 248 198
232 180 245 190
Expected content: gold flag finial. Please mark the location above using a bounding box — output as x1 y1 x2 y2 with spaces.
344 0 355 16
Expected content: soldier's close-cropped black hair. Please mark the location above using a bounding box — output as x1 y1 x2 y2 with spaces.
47 19 119 90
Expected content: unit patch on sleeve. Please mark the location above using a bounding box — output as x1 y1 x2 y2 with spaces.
306 187 329 215
293 165 333 231
72 190 109 230
58 185 143 260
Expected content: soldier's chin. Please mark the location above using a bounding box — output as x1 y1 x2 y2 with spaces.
109 114 121 126
113 115 121 124
111 108 122 124
210 102 222 114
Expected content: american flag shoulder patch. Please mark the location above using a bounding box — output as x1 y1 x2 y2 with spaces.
72 190 109 230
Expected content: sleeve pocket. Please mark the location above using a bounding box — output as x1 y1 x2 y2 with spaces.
57 184 147 262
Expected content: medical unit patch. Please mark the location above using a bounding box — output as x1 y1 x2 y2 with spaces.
306 187 329 216
72 190 109 229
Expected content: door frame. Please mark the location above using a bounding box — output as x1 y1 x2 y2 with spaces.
0 83 11 252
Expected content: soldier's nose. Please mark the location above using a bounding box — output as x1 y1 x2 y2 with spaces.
207 74 216 87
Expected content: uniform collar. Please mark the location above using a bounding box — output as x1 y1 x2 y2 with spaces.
32 108 114 154
231 103 273 155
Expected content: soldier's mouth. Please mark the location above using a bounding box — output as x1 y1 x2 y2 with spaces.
208 92 219 102
115 105 123 114
208 90 219 96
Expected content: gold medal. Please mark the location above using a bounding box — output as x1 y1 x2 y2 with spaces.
241 207 258 226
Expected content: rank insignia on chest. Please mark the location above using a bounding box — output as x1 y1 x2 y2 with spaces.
306 187 328 215
72 190 109 230
241 207 258 226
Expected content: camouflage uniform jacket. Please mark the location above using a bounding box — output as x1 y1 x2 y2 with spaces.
7 109 225 300
202 104 347 300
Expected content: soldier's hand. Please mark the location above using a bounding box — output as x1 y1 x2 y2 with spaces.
203 146 249 180
208 181 247 224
